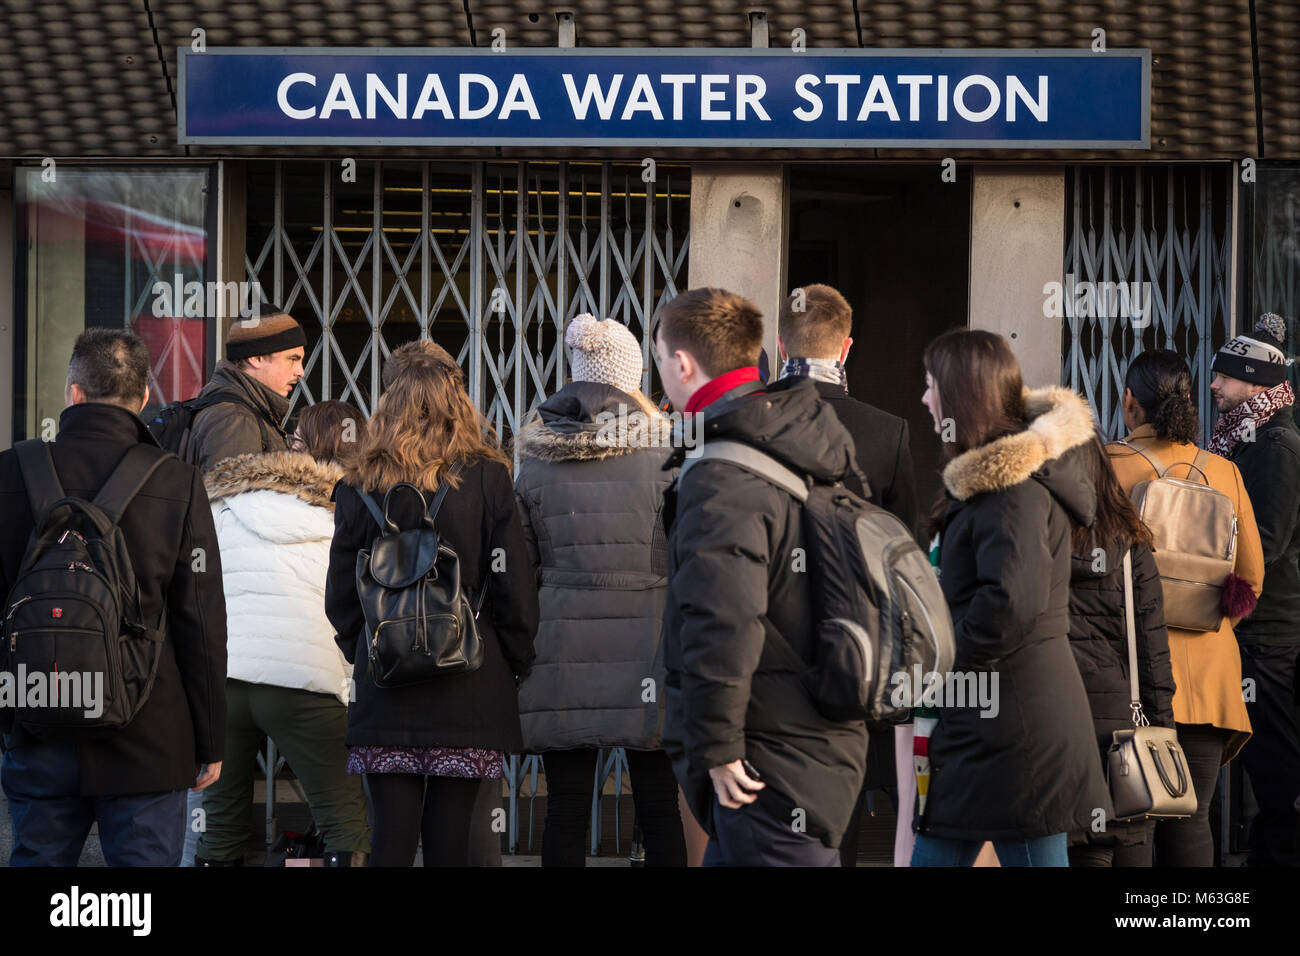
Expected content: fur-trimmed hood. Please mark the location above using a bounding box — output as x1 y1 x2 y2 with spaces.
942 386 1097 512
516 380 673 463
205 451 343 509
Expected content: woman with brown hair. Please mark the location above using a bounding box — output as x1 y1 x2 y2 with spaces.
1066 435 1177 866
910 328 1110 867
324 340 539 867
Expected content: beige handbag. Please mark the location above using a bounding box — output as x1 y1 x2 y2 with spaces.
1119 440 1237 633
1107 550 1198 821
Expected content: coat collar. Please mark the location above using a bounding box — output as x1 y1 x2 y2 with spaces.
57 401 157 446
204 451 343 509
942 386 1097 501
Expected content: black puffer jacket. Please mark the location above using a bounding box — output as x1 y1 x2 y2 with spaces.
1067 535 1177 846
661 377 868 849
1230 405 1300 646
514 382 676 752
921 387 1114 841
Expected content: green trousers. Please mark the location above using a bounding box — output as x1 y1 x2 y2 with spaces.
197 679 370 860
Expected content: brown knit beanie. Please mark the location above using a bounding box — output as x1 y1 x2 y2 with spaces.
226 307 307 360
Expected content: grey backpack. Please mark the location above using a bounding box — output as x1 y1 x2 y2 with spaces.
681 440 954 722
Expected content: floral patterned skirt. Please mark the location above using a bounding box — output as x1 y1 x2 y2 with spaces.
346 746 503 779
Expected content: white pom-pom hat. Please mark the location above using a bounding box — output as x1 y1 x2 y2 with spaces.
565 313 644 395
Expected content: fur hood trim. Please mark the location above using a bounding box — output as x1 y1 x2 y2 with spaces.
942 386 1096 501
204 451 343 510
516 412 674 463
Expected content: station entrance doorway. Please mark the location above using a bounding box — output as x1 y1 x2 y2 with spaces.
786 164 971 521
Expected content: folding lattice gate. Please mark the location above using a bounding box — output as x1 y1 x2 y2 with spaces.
243 160 691 439
1062 165 1235 445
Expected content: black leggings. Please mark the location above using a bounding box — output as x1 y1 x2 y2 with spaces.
364 773 483 866
540 748 687 867
1153 724 1229 867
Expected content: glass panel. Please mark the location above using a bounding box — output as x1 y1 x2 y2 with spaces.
1249 163 1300 392
18 167 211 436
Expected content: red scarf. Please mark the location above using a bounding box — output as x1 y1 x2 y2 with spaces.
683 366 761 414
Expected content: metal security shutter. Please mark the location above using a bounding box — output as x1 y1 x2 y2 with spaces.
243 159 689 437
1062 164 1234 444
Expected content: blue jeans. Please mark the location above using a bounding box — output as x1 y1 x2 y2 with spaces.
911 832 1069 867
2 736 186 867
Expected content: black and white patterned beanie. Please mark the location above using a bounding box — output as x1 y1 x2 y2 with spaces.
1212 313 1291 387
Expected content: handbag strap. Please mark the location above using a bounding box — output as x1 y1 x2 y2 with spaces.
1121 549 1150 728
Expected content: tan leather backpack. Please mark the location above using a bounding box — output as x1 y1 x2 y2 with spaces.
1117 440 1238 633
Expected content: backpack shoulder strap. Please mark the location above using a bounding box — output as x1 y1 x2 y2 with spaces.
681 440 810 502
357 490 386 530
14 439 65 518
426 460 466 521
1185 448 1213 485
1116 438 1169 479
92 445 174 526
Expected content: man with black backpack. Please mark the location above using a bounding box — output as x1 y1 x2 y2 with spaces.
0 329 228 866
150 308 305 472
654 288 871 867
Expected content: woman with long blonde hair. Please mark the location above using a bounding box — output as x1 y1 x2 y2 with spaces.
325 340 539 867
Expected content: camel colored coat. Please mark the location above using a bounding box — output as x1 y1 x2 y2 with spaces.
1106 424 1264 762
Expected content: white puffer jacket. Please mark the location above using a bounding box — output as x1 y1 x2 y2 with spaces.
205 452 351 704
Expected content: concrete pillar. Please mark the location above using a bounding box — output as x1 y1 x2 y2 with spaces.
968 166 1066 388
686 164 789 363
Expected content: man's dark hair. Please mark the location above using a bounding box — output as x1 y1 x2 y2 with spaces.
655 287 764 378
67 328 150 408
778 284 852 358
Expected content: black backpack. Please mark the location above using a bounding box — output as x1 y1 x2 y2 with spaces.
3 440 171 733
354 469 486 688
681 440 955 723
147 388 260 459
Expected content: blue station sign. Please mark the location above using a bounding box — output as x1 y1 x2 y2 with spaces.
178 47 1150 149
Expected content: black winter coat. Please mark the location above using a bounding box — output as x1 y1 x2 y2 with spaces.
1066 536 1176 846
661 377 868 848
0 403 228 795
921 387 1113 840
325 458 539 752
1229 405 1300 646
804 379 918 533
514 382 675 752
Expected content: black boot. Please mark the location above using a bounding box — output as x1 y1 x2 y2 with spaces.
324 850 369 867
194 854 243 867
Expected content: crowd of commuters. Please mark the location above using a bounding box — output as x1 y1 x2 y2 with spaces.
1 289 1297 869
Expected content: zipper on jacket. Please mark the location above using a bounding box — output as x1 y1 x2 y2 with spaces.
1227 515 1238 560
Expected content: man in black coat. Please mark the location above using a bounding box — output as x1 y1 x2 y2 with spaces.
776 283 918 866
1209 314 1300 867
0 329 228 866
655 287 868 866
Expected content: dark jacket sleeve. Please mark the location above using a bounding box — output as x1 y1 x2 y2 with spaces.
191 403 264 474
671 465 773 769
165 465 228 766
484 462 539 680
1131 543 1177 729
953 487 1054 670
884 418 919 535
1241 437 1300 569
326 482 368 665
513 471 543 589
